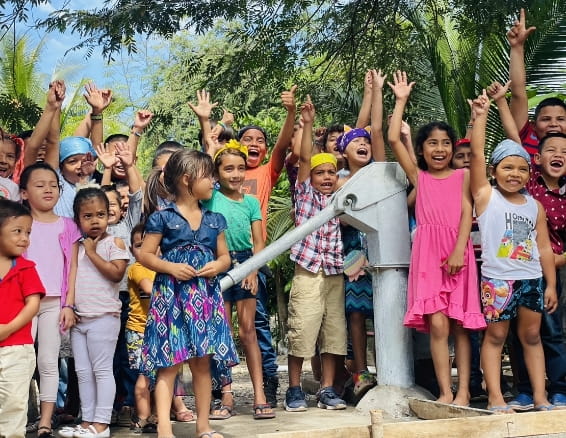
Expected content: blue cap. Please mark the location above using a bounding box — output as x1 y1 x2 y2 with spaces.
490 139 530 166
59 137 96 163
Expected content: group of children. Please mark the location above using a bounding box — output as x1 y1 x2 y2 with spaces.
1 7 566 438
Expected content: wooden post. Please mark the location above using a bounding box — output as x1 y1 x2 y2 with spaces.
370 410 384 438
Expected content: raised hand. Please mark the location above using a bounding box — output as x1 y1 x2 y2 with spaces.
487 80 512 101
300 95 315 124
94 143 119 169
84 82 113 114
115 142 134 168
507 8 536 47
281 85 297 111
188 89 218 119
221 108 234 126
133 109 153 130
387 70 415 101
371 69 387 90
364 70 373 91
80 152 96 180
472 89 490 118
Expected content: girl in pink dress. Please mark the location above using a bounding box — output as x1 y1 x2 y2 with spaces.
388 71 486 406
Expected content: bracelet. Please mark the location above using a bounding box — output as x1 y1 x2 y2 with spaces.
217 121 226 129
90 113 103 121
62 304 77 312
466 123 473 129
130 125 142 137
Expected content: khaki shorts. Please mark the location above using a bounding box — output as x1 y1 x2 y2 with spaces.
287 265 346 358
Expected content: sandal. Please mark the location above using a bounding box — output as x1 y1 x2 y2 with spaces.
209 404 233 420
198 432 223 438
131 416 158 434
37 426 54 438
253 403 276 420
173 409 195 422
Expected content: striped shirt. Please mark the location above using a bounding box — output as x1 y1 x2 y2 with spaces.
290 180 343 275
75 235 129 317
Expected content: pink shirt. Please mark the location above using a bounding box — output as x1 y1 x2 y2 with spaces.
75 235 129 317
27 218 64 296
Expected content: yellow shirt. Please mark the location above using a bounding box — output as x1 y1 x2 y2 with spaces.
126 262 155 333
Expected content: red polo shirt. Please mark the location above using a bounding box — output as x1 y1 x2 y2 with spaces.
0 256 45 347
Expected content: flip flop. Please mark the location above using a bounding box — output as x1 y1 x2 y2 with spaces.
488 405 515 414
535 404 556 411
209 404 233 420
253 403 276 420
174 409 195 422
198 432 223 438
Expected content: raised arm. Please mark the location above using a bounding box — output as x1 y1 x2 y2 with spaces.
83 82 113 148
387 70 418 186
297 96 315 184
127 109 153 160
508 8 536 131
370 69 386 162
356 70 373 128
188 90 218 154
469 89 492 214
487 80 521 143
270 85 297 174
23 81 62 167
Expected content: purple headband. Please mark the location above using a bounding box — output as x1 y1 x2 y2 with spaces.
336 128 371 153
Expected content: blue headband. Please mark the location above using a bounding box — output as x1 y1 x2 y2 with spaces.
490 139 530 166
336 128 371 153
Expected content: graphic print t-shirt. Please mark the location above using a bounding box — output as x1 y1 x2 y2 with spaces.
478 189 541 280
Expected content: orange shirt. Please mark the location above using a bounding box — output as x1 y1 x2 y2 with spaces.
242 160 281 240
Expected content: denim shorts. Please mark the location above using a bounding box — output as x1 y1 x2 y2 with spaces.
222 250 258 302
481 276 544 323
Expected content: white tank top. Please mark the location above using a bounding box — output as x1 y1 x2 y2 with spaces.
478 188 542 280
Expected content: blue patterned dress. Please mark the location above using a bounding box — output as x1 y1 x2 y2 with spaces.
141 202 238 381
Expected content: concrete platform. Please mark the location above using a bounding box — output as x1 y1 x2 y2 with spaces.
82 405 371 438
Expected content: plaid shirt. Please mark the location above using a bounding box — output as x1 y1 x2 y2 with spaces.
290 180 343 274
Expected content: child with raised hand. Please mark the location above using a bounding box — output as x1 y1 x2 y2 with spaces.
388 71 485 406
285 96 347 412
0 200 45 438
204 140 275 420
508 9 566 156
138 149 237 438
334 68 386 398
58 187 129 438
19 162 82 438
470 90 557 413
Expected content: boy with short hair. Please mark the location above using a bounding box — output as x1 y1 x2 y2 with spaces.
508 8 566 157
0 200 45 437
285 96 347 412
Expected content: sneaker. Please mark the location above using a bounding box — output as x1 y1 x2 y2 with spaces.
57 425 87 438
284 386 308 412
352 370 377 398
74 425 110 437
317 386 347 410
508 393 534 411
264 375 279 408
551 393 566 408
118 406 133 427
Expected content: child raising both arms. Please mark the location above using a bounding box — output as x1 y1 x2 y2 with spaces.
138 149 238 438
388 71 486 406
470 90 557 413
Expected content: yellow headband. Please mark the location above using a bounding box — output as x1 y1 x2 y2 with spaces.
310 153 337 170
213 139 248 162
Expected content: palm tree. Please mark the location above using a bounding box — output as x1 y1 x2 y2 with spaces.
405 0 566 153
0 33 44 133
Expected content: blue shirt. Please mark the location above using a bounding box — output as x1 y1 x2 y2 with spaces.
145 202 227 254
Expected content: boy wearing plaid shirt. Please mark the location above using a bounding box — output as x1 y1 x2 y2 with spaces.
284 97 347 412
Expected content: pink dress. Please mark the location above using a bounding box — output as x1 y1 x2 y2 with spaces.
404 169 486 332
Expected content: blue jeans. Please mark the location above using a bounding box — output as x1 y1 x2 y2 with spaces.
255 270 278 378
512 273 566 396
